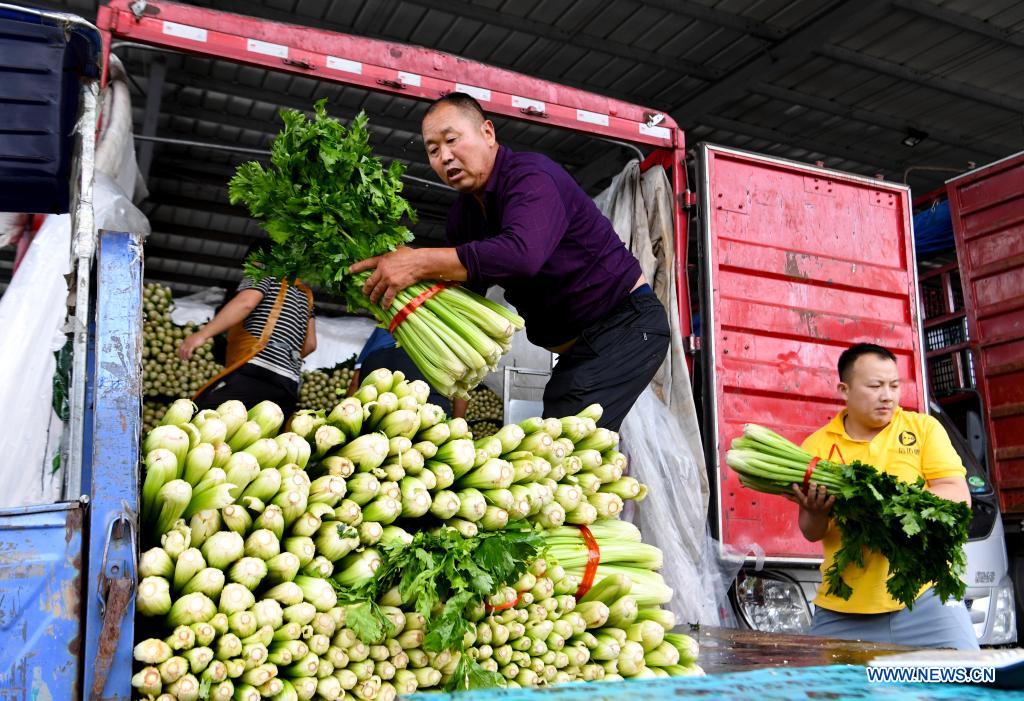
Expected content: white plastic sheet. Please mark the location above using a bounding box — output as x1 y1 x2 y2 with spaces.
595 161 707 479
0 213 72 507
306 315 377 370
621 388 744 625
169 288 226 326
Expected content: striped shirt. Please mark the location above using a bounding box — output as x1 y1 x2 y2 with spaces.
237 276 312 383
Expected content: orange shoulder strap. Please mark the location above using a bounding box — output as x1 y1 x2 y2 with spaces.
193 281 291 400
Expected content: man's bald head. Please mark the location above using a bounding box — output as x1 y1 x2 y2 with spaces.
423 92 488 126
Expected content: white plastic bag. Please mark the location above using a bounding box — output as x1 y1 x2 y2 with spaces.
169 287 225 326
304 315 377 371
621 388 743 625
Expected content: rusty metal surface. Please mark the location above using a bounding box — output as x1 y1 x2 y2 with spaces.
0 501 86 701
82 231 143 701
946 151 1024 516
699 144 925 562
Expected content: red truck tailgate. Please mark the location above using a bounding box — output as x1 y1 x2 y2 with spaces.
699 144 926 561
946 151 1024 515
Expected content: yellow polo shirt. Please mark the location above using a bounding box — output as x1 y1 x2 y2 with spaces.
802 407 966 614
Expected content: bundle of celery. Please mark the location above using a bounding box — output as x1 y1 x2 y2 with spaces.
546 520 673 608
726 424 971 609
134 377 694 700
228 100 524 398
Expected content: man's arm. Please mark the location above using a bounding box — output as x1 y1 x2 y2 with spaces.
179 289 263 359
927 475 971 505
352 171 567 309
346 368 361 397
351 247 467 310
451 397 468 419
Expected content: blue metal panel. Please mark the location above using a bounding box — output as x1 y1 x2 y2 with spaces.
0 501 85 700
412 665 1012 701
82 230 143 700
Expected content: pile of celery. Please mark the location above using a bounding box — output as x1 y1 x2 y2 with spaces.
133 377 700 700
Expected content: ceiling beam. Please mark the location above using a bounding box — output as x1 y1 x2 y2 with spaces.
893 0 1024 51
150 221 260 246
144 244 246 270
142 193 249 220
140 102 430 171
399 0 720 81
751 83 1010 160
699 114 905 175
570 148 638 192
640 0 785 40
673 0 889 121
819 45 1024 116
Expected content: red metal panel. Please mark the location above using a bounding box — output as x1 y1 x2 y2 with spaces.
95 0 675 148
701 145 924 561
946 151 1024 515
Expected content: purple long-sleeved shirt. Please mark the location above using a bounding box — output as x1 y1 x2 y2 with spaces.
448 146 642 348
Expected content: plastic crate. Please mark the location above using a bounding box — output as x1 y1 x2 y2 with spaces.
0 6 101 214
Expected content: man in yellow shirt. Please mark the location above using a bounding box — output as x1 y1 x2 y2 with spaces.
792 343 978 650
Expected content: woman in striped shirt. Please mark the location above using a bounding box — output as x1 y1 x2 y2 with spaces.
179 273 316 417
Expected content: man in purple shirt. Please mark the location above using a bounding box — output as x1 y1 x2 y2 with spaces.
352 93 669 430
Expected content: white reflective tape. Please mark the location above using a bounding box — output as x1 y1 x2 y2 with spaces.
577 109 609 127
639 123 671 140
247 38 289 59
327 56 363 74
456 84 492 102
162 21 207 42
512 96 545 112
398 71 422 87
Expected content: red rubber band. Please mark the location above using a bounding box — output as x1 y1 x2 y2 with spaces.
485 593 521 613
574 524 601 600
483 568 546 613
804 456 820 488
388 282 455 333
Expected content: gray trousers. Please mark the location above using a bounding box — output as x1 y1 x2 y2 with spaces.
810 588 979 651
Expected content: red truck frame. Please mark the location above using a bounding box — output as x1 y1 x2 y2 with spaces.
96 0 927 577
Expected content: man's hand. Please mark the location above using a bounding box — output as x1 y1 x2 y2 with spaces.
178 331 209 360
351 246 424 309
788 483 836 513
788 483 835 543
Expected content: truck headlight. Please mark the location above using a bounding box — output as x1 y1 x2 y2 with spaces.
734 571 812 634
988 582 1016 644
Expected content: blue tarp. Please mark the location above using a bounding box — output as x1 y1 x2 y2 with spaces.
913 199 956 257
411 664 1020 700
